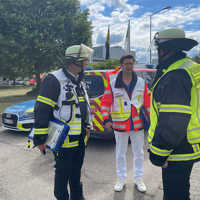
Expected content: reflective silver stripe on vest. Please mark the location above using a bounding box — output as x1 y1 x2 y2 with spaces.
104 90 111 95
102 113 109 117
134 123 143 128
112 123 126 129
133 116 140 121
101 106 110 111
179 60 200 122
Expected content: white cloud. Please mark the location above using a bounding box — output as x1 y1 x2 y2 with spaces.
81 0 200 62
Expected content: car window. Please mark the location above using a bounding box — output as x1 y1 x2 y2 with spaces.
84 75 105 98
136 71 156 88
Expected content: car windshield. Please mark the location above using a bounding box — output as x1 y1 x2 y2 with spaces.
84 75 105 98
136 71 156 88
84 70 156 99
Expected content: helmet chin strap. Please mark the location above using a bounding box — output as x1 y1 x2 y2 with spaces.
75 60 84 84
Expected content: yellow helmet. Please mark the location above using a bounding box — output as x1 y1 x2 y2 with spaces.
65 44 93 62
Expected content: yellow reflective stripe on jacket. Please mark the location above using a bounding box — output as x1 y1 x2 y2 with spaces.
159 104 192 114
37 96 56 107
34 128 48 135
111 112 130 120
150 144 173 157
147 127 154 142
68 119 81 135
84 135 88 145
192 144 200 152
187 127 200 143
62 135 79 148
168 151 200 161
78 96 85 102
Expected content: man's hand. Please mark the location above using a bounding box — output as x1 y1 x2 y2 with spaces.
37 144 46 155
86 128 90 139
104 121 113 132
161 161 168 168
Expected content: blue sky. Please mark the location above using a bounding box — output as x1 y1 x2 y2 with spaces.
80 0 200 63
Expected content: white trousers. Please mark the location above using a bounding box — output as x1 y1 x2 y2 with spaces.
114 130 144 180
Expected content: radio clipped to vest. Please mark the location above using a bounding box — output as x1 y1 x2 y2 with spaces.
29 119 69 152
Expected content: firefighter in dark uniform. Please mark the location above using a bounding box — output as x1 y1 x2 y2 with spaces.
33 44 93 200
148 28 200 200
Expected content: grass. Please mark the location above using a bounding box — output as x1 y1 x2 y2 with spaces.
0 87 37 113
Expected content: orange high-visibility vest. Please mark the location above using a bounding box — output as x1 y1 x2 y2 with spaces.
101 70 150 132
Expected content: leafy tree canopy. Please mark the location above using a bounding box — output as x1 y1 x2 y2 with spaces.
0 0 92 89
90 59 120 70
192 55 200 64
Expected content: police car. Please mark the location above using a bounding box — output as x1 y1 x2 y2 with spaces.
1 68 156 139
2 100 35 132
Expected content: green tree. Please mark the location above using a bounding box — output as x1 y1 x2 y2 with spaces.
192 55 200 64
0 0 92 90
91 59 120 70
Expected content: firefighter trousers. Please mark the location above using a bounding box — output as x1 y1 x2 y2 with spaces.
162 162 194 200
54 139 85 200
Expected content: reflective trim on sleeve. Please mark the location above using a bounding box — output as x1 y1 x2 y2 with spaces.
168 151 200 161
192 144 200 153
159 104 192 114
150 144 173 157
84 135 88 145
34 128 48 135
147 134 153 142
187 127 200 143
37 96 56 107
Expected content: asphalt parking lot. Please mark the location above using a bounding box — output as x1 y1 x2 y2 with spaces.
1 127 200 200
0 127 166 200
